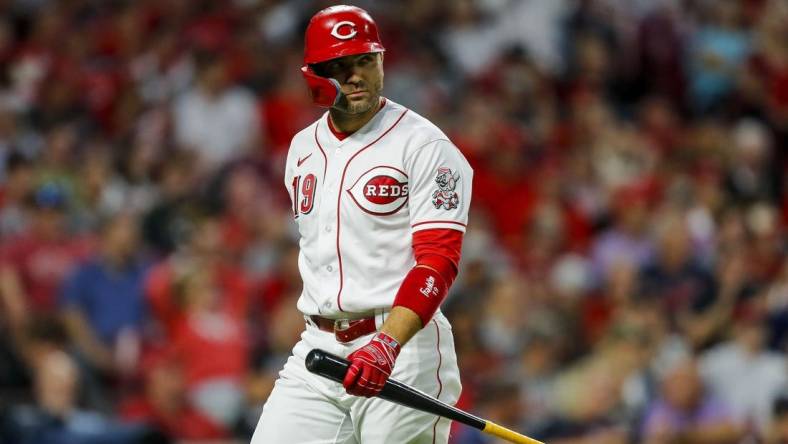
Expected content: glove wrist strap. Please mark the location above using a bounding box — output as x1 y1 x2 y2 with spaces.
372 331 401 362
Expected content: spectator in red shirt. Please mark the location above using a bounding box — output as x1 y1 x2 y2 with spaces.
170 266 249 430
258 54 321 156
145 214 249 336
470 123 537 250
0 183 93 338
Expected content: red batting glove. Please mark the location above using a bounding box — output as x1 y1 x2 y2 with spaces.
343 332 401 397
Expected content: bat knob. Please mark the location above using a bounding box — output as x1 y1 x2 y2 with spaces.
305 349 325 373
304 349 350 384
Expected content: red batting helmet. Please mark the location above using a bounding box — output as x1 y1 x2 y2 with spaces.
304 5 385 65
301 5 385 107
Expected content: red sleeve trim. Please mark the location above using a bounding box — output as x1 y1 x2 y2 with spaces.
411 220 467 228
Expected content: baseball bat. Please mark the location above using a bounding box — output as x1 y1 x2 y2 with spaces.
305 349 544 444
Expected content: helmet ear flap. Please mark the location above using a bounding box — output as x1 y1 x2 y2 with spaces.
301 66 341 108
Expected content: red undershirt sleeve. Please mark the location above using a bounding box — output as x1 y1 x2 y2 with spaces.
392 228 463 326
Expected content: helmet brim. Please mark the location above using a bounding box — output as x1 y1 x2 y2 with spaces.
304 42 385 65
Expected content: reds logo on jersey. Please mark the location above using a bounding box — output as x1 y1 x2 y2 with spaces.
347 166 409 215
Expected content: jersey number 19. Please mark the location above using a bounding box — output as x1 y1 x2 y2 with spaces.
292 174 317 217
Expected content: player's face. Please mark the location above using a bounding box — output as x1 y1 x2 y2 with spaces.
315 53 384 114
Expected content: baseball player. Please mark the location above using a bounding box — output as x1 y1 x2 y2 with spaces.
252 5 473 443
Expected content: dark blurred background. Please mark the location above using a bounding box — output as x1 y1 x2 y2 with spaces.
0 0 786 443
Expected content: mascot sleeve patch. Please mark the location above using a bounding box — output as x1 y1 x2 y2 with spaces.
405 140 473 233
432 167 461 210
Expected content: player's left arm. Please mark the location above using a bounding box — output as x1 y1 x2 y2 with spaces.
343 139 472 397
390 138 471 333
382 227 463 340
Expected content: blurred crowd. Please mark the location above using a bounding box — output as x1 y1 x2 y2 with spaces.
0 0 786 443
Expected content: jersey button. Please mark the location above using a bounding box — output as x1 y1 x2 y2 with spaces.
325 226 332 233
326 265 333 272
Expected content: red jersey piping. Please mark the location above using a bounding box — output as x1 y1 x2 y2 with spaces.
335 107 409 311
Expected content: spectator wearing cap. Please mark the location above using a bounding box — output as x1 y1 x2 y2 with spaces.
0 182 94 337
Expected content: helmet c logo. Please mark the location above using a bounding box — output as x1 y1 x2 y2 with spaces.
330 21 357 40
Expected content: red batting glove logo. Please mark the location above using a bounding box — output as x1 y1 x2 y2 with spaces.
343 332 401 397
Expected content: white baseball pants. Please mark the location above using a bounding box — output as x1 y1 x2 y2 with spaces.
251 311 462 444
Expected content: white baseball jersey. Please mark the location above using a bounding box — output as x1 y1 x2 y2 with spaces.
284 98 473 317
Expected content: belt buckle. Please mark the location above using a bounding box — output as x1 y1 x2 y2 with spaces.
334 319 355 343
334 319 351 332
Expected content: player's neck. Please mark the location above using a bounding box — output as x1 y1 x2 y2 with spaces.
329 97 384 134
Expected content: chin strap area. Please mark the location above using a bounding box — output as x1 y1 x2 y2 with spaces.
301 66 341 108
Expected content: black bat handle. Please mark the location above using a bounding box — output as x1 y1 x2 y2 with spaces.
305 348 487 431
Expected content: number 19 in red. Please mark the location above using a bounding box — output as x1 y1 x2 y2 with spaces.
291 174 316 217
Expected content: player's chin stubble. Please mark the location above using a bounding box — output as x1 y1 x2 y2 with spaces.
337 79 383 115
344 96 376 114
